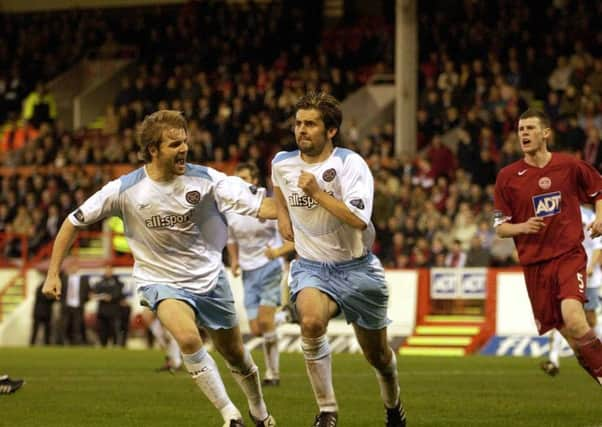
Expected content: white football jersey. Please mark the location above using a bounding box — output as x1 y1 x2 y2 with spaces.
226 214 282 271
581 205 602 289
271 147 375 262
69 164 264 293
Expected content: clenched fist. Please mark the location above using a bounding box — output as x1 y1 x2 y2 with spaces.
298 171 320 197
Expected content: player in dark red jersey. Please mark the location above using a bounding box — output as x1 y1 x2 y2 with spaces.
494 108 602 386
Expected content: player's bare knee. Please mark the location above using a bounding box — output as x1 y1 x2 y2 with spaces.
174 331 202 353
300 315 327 337
257 317 273 333
249 322 262 337
563 315 590 339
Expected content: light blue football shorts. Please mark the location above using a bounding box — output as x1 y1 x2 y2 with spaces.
585 286 600 311
289 253 391 330
242 259 283 320
137 269 238 330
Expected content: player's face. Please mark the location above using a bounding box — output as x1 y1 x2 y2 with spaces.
152 127 188 176
294 109 335 157
517 117 550 155
236 168 258 185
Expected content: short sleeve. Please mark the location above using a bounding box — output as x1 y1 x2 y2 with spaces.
576 159 602 203
69 179 121 227
493 173 512 227
212 172 265 217
339 154 373 226
271 159 283 189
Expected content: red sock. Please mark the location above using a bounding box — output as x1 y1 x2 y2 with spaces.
575 329 602 386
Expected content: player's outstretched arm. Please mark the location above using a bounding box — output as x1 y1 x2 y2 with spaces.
42 219 79 300
257 197 277 220
273 186 294 241
495 216 545 238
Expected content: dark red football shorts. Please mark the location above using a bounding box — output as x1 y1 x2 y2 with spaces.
522 245 587 335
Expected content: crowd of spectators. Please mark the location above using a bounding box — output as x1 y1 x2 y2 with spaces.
1 0 602 270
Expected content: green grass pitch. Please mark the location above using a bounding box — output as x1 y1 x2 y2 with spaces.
1 347 600 426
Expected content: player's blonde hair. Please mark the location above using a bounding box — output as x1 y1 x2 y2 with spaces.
137 110 188 163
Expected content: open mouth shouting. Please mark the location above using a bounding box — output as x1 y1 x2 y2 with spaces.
175 155 187 171
521 138 532 149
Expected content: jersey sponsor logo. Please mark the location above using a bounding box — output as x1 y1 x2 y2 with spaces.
288 191 334 209
185 190 200 204
74 209 85 222
145 214 191 229
517 169 527 176
350 198 365 209
288 192 318 208
249 185 258 195
322 168 336 182
538 177 551 190
532 191 561 218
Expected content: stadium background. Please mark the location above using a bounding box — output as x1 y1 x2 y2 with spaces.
1 0 601 425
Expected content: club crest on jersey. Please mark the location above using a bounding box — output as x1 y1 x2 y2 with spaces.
538 177 551 190
532 191 561 218
350 198 365 209
185 190 201 205
322 168 336 182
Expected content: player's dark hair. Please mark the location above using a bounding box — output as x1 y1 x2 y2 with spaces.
519 108 551 129
235 162 260 180
137 110 188 163
294 92 343 145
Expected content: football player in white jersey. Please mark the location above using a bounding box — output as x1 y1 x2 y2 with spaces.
227 162 295 387
541 204 602 376
271 93 406 427
42 110 277 427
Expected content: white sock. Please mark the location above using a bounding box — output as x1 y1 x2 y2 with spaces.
373 349 400 408
301 335 338 413
165 332 182 368
149 319 168 348
262 331 279 380
549 330 563 368
182 348 241 423
595 323 602 340
227 348 268 421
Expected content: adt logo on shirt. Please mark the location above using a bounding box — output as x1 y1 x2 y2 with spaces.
532 191 561 217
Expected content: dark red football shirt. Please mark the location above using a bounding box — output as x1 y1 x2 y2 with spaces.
494 153 602 265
